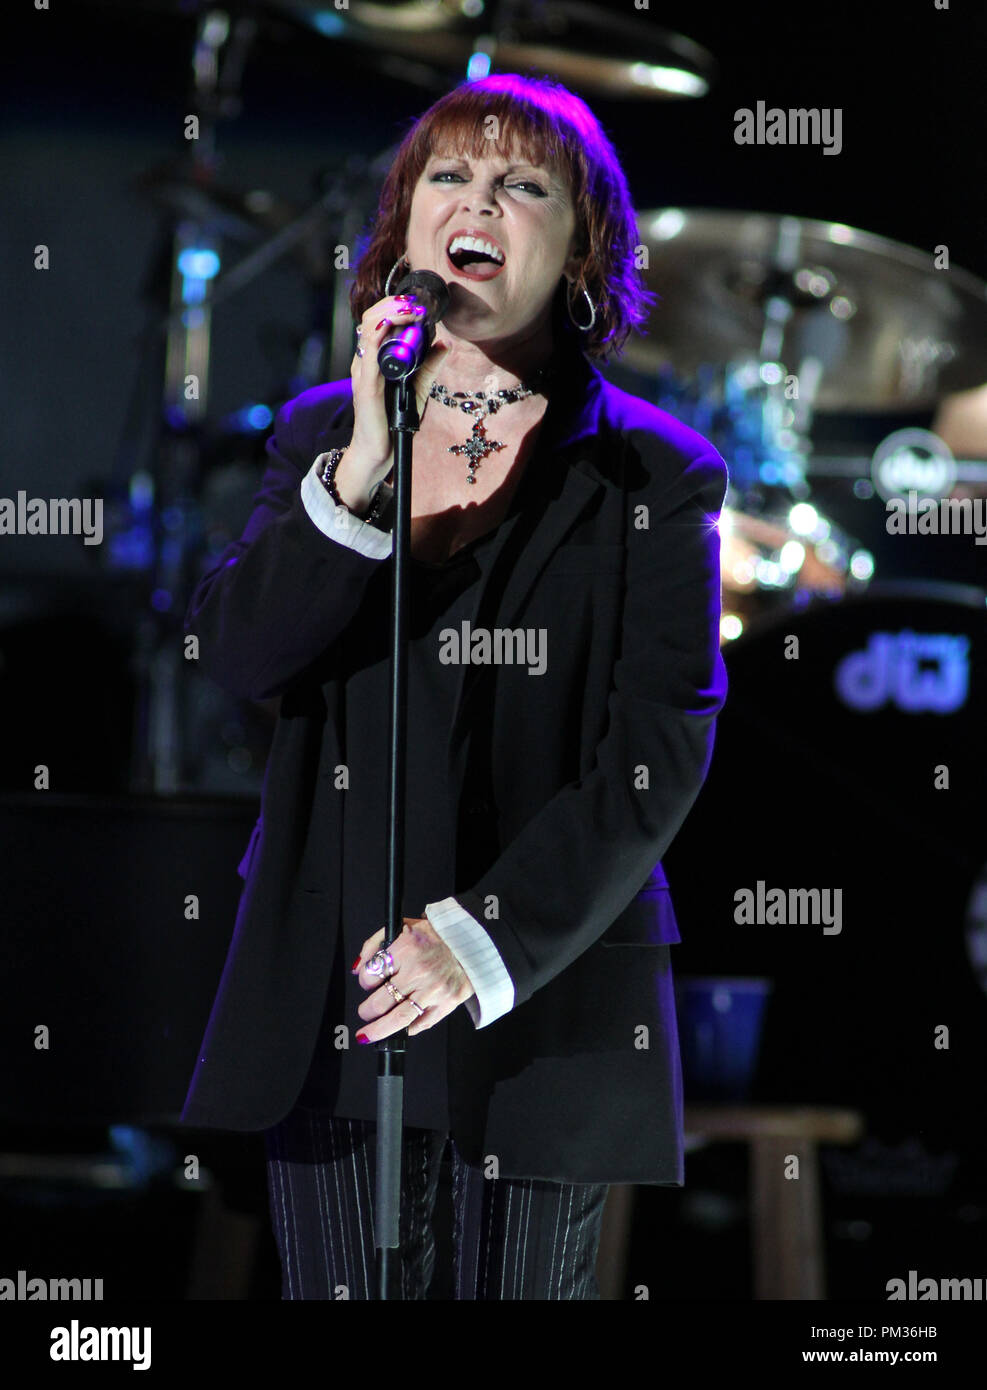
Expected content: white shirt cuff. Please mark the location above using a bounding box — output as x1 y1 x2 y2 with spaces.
424 896 515 1028
300 455 393 561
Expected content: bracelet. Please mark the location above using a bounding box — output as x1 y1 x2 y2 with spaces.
319 447 390 528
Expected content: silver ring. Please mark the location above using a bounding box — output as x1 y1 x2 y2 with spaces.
407 997 426 1018
365 948 395 979
356 344 365 357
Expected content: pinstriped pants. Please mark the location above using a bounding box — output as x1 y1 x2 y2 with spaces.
264 1106 609 1300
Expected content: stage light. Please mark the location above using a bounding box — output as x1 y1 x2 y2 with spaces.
177 248 220 281
178 247 220 308
789 503 819 536
850 550 875 581
648 209 686 241
630 63 708 98
779 540 806 574
467 51 491 80
817 539 840 565
720 614 744 641
307 11 347 37
755 558 786 587
129 471 154 510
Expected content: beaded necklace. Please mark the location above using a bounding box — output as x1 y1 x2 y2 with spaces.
428 367 550 484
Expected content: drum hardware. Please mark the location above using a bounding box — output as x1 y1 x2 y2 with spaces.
280 0 716 99
108 12 361 790
622 208 987 636
629 209 987 412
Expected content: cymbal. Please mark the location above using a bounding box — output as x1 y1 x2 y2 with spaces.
283 0 714 99
628 209 987 411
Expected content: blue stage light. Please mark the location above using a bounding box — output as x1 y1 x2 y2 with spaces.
467 52 492 81
177 248 221 281
308 11 346 37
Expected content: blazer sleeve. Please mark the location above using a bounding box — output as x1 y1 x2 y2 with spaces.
184 386 386 700
454 440 728 1010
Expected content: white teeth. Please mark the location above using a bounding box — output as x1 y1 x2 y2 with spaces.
448 234 505 263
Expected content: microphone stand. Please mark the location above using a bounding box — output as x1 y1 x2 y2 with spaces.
374 370 420 1300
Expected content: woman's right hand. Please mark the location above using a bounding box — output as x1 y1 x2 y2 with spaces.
335 292 449 512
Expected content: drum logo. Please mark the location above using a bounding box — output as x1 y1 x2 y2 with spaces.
834 631 969 713
870 428 956 503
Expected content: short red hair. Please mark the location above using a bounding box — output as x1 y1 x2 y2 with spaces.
348 73 655 359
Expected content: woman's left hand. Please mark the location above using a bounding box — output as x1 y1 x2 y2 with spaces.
353 918 476 1040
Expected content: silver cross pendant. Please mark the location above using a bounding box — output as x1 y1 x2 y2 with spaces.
447 417 506 484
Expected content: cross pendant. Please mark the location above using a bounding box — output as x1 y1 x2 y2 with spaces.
447 417 506 484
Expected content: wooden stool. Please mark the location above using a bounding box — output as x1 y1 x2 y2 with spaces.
596 1105 864 1299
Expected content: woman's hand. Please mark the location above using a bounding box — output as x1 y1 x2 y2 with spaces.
353 917 475 1041
336 293 449 510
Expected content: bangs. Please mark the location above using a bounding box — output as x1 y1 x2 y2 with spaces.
412 84 585 190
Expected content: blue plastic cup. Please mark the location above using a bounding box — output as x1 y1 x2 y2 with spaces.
674 976 773 1102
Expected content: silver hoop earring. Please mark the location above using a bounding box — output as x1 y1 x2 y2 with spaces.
385 255 410 296
566 281 597 332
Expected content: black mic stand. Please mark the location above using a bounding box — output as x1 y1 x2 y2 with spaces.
374 370 420 1300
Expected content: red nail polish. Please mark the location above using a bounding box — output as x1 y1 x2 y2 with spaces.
375 317 389 330
356 1032 370 1045
352 955 362 972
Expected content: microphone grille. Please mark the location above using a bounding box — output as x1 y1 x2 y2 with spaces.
394 269 449 321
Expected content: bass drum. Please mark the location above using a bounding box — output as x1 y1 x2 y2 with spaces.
663 582 987 1146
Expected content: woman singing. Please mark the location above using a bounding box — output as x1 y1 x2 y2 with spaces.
181 72 728 1300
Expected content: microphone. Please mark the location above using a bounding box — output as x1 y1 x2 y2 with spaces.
377 270 450 381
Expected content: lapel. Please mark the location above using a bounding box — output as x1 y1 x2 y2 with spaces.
447 346 610 753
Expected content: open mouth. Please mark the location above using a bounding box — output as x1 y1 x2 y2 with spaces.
446 234 506 280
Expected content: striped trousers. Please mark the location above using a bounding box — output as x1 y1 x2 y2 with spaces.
264 1105 609 1300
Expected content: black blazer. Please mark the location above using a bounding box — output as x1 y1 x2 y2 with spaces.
180 348 728 1184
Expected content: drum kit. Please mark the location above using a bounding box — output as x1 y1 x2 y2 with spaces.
619 208 987 638
106 0 986 792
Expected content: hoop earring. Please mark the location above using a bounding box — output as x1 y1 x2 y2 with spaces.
566 280 597 332
385 255 410 296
